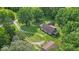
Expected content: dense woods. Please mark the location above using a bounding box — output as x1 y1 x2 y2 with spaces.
0 7 79 51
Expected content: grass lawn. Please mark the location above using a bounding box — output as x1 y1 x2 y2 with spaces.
21 24 62 50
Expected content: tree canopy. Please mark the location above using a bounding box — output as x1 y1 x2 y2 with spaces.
0 7 79 51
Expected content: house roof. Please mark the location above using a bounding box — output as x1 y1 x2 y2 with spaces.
40 23 57 35
42 41 56 50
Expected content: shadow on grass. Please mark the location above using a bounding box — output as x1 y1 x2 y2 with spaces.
21 25 38 37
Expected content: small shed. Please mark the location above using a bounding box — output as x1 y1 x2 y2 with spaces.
42 41 57 51
40 23 58 36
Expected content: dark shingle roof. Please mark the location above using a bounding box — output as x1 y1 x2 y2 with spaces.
40 23 57 35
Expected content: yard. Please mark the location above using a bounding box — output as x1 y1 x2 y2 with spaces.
20 23 62 50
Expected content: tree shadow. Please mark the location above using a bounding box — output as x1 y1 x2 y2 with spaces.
21 25 38 37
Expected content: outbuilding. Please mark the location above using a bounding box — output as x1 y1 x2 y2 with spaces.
42 41 57 51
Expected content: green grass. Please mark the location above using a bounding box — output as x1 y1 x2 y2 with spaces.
21 24 62 44
20 22 64 51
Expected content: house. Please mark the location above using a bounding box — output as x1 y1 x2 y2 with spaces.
42 41 57 51
40 23 58 36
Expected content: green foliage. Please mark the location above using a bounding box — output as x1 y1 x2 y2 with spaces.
0 9 16 38
59 43 74 51
5 7 20 12
55 8 79 26
1 40 35 51
41 7 60 19
0 9 16 24
4 24 15 39
59 31 79 51
62 21 79 34
63 31 79 46
17 7 33 26
0 27 10 48
17 7 44 25
16 31 26 40
1 7 79 51
31 8 44 23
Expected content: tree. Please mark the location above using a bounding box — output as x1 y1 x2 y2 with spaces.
31 8 44 24
0 27 10 48
59 43 74 51
55 8 79 26
4 24 15 40
4 7 20 12
1 40 35 51
0 9 16 24
41 7 60 20
0 9 16 28
17 7 44 25
59 31 79 51
17 7 33 26
62 21 79 35
0 9 16 40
